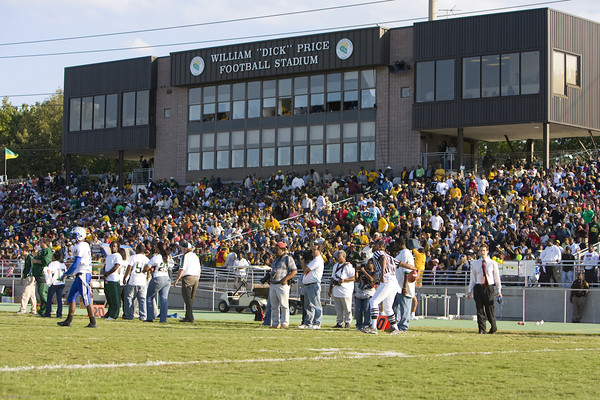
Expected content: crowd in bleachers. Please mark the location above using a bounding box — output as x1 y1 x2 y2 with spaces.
1 155 600 288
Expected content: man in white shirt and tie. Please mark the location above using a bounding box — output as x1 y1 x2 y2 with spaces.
467 244 502 334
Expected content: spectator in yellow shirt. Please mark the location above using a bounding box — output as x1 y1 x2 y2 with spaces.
449 186 462 199
264 215 281 232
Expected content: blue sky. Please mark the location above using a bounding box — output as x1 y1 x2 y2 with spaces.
2 0 599 107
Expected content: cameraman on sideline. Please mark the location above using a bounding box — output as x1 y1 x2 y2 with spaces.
298 244 324 330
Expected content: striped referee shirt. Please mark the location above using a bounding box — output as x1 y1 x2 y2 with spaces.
373 250 398 276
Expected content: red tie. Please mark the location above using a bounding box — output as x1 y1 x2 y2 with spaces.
482 260 489 286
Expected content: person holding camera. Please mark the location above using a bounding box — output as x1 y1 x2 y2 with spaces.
467 243 502 334
298 244 324 329
269 242 297 329
328 250 355 328
355 259 377 331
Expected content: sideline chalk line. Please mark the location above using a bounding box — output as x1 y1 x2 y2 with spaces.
1 348 600 373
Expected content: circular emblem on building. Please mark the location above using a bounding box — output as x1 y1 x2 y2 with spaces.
190 56 205 76
336 38 353 60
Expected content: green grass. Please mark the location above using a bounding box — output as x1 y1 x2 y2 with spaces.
1 312 599 399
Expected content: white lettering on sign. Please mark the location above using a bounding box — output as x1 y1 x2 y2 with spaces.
200 39 343 76
258 45 292 57
218 61 271 74
210 50 252 63
296 41 330 53
274 55 319 68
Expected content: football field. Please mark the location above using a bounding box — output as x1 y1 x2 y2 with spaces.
1 309 599 399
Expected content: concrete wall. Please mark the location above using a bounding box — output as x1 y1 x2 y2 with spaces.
4 277 598 324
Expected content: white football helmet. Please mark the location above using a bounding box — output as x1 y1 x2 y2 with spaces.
71 227 87 242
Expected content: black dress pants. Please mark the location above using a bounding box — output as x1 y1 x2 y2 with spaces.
473 284 496 333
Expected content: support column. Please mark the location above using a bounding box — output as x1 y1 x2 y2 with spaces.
65 154 72 185
542 123 550 170
526 139 535 164
118 150 124 189
457 128 464 174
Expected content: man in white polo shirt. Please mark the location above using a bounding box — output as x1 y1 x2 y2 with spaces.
174 241 201 323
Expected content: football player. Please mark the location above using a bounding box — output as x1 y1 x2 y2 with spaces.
57 227 97 328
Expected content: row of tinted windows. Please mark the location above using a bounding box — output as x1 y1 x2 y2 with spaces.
69 90 149 132
188 70 376 122
416 51 540 102
188 122 375 170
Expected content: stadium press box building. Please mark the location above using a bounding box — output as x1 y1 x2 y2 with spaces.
63 8 600 184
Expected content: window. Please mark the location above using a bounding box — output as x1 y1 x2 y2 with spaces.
187 135 201 171
232 150 244 168
247 130 260 148
136 90 149 125
217 85 231 120
188 153 200 171
217 151 229 169
310 145 324 164
164 108 171 118
552 51 565 96
360 121 375 161
326 144 340 164
500 53 519 96
262 148 275 167
81 97 93 130
122 92 136 127
105 94 118 128
553 50 580 96
203 86 216 122
202 133 215 151
247 149 260 167
361 68 377 109
294 146 307 165
481 55 500 97
401 87 410 98
310 75 325 113
462 51 539 98
418 59 454 103
216 132 229 151
566 54 580 86
188 135 201 152
326 73 342 111
69 98 81 132
343 143 358 162
436 59 455 101
416 61 435 102
294 76 309 115
93 96 105 130
462 57 481 99
278 147 291 166
232 83 245 119
122 90 149 126
278 79 292 116
263 80 276 117
202 152 214 170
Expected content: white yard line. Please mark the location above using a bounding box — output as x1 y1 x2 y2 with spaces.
1 348 599 373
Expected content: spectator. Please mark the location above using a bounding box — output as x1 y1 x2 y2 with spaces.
328 250 355 329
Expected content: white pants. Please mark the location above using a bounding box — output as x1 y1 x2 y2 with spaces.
19 276 37 313
269 283 290 327
333 296 353 324
370 274 399 317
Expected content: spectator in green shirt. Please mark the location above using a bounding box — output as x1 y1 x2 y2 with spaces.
581 204 594 224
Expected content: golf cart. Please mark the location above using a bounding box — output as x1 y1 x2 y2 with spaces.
218 266 270 313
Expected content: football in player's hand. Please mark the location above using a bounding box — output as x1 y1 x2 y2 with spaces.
407 270 418 283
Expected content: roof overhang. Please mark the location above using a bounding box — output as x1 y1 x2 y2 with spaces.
420 122 600 142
